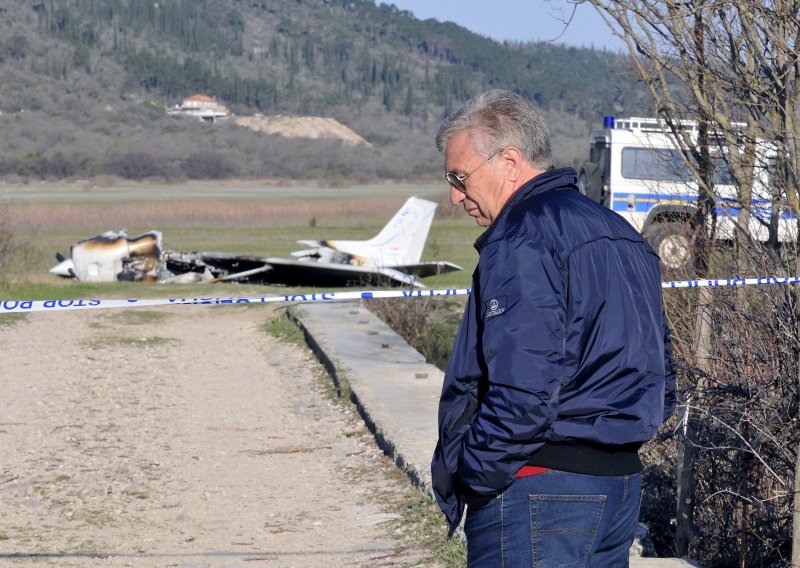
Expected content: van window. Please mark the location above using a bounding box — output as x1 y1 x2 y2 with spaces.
621 147 692 182
622 147 734 185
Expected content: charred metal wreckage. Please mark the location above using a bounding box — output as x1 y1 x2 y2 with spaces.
49 197 462 288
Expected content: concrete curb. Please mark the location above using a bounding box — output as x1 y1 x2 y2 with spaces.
291 301 443 494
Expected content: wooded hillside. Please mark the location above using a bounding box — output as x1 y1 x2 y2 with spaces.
0 0 647 182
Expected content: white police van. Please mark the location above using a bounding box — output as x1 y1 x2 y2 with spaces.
578 116 793 269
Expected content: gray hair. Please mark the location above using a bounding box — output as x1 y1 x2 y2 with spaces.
435 89 555 171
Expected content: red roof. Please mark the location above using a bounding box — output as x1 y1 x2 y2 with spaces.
184 94 217 102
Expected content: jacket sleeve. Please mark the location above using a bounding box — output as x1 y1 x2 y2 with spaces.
456 233 565 501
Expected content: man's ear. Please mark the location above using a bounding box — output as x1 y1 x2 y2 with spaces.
501 147 524 183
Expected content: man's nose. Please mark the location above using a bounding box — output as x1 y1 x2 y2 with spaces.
450 186 466 206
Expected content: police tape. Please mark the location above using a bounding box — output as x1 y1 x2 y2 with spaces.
2 276 800 315
0 288 472 314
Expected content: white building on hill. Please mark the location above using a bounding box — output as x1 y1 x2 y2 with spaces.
167 94 230 122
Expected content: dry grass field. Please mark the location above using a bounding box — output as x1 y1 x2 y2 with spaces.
0 180 482 295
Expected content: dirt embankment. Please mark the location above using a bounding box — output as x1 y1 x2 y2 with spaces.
234 115 372 146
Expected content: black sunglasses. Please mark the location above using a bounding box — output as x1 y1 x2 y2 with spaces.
444 149 503 192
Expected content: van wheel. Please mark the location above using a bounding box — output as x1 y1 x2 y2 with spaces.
644 221 694 272
578 166 592 195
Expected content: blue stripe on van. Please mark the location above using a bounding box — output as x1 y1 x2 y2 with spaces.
611 194 797 220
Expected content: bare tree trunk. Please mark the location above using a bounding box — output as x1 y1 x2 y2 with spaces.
794 256 800 567
676 400 697 557
677 286 713 558
738 435 753 568
793 443 800 567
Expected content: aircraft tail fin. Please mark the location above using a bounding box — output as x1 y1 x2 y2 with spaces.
293 197 439 267
358 196 437 265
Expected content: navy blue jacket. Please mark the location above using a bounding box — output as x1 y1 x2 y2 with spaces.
431 168 676 533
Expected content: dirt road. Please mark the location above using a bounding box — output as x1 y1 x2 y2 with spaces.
0 304 437 567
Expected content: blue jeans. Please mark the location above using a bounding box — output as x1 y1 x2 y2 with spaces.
464 470 641 568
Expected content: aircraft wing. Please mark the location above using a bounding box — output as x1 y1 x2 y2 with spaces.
163 251 426 287
162 251 272 283
256 257 426 288
392 261 463 278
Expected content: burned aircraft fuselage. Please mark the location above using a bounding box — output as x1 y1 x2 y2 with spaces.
69 230 162 282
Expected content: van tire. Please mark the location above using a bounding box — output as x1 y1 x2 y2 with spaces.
578 166 592 195
644 221 694 272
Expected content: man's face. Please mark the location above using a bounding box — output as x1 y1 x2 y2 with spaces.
443 130 505 227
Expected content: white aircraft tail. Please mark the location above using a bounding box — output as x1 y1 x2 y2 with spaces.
296 197 438 267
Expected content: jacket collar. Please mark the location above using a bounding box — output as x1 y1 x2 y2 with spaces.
475 167 578 251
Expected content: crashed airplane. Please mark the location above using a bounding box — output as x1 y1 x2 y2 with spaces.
49 197 462 288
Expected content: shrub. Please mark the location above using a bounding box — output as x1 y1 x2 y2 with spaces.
368 297 463 371
103 150 167 180
183 150 239 179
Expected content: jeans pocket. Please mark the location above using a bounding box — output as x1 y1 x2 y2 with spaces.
529 494 606 568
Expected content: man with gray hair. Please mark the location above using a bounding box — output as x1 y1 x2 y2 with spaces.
431 89 676 566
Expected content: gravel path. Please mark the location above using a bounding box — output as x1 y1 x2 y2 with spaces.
0 304 435 567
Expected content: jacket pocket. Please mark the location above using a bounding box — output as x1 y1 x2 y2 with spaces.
451 388 480 431
432 388 480 532
436 388 480 479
